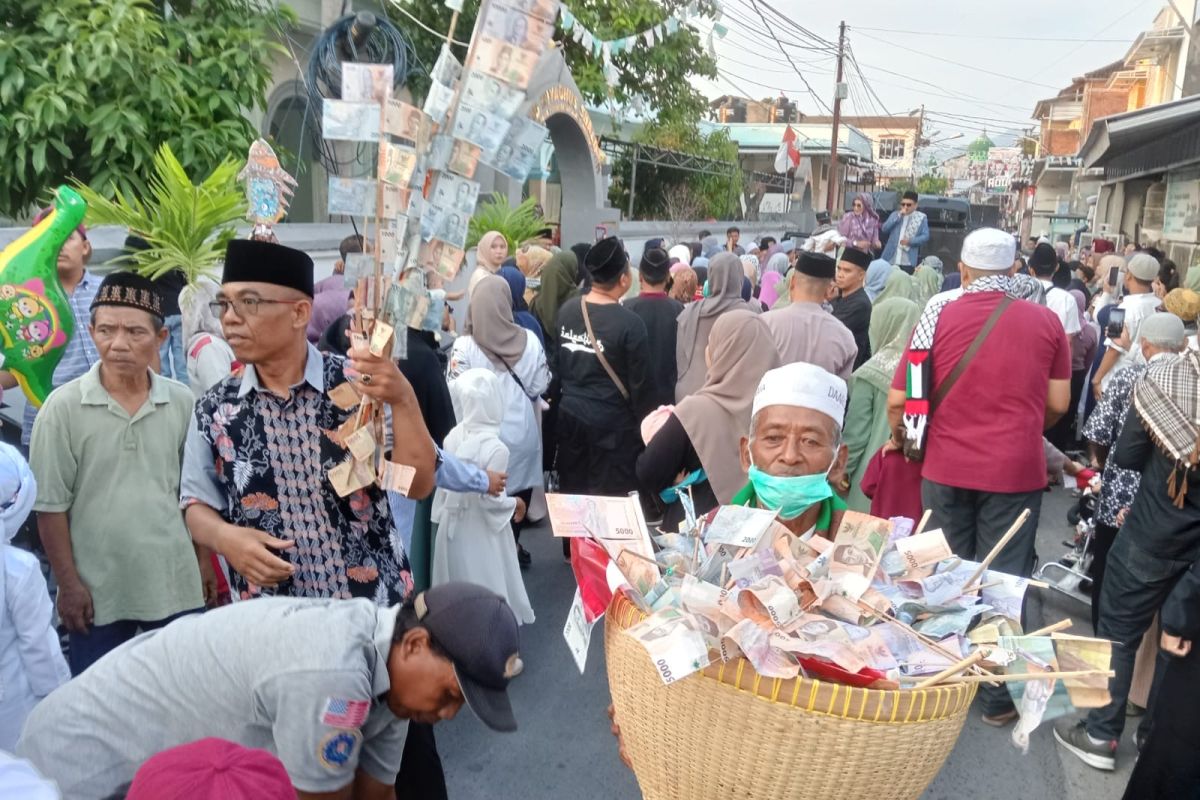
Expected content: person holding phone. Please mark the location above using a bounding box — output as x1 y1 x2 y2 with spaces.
1092 253 1163 398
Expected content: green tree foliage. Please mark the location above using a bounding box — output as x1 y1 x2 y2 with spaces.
606 118 742 221
889 175 950 196
0 0 294 217
390 0 718 125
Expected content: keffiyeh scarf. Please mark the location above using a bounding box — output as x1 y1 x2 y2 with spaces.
1133 349 1200 506
904 274 1018 456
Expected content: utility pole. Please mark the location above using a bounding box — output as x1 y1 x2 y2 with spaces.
914 103 925 184
826 20 847 215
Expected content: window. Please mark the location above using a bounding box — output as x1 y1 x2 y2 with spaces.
879 137 906 160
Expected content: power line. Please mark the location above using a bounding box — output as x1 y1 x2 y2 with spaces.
742 0 840 51
850 59 1035 113
723 0 839 54
851 29 1062 90
924 109 1035 127
743 0 832 114
850 26 1131 43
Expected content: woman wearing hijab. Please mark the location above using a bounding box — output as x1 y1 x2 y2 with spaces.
674 253 760 400
913 256 943 308
530 250 579 351
873 268 917 304
448 275 551 566
636 311 781 530
179 277 236 398
668 243 692 267
739 254 760 292
1069 288 1099 447
864 258 893 302
468 230 509 295
0 443 70 750
498 266 545 348
839 192 883 253
842 297 920 512
669 266 698 304
764 251 789 279
759 271 784 309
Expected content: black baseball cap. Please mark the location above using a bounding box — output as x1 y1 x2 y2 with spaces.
414 582 522 732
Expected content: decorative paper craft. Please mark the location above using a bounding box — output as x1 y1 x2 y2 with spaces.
0 185 83 407
237 139 297 236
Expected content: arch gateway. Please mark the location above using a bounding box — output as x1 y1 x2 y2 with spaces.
482 47 611 246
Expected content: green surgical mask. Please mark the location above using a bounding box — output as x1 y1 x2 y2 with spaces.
747 453 834 520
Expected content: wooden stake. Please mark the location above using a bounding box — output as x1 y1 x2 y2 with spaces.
960 508 1031 591
857 600 997 681
943 669 1114 685
914 650 987 688
914 509 933 536
1022 618 1070 638
962 577 1049 595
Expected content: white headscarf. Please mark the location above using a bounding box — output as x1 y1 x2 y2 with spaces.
179 276 224 342
668 244 692 266
0 442 36 546
449 368 505 440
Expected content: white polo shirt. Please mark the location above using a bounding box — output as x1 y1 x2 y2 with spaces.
17 598 408 799
1039 280 1082 336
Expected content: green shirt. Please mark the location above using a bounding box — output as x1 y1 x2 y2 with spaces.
730 483 847 535
31 363 202 625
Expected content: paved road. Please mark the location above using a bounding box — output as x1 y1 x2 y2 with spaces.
436 487 1136 799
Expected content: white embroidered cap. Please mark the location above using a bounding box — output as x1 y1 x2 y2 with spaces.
752 362 848 428
961 228 1017 272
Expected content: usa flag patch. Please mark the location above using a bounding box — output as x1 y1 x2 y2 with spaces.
321 697 370 729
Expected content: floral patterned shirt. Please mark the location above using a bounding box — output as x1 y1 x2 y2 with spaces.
180 343 413 605
1083 362 1145 527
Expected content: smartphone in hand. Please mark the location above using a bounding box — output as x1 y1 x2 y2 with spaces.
1106 308 1126 341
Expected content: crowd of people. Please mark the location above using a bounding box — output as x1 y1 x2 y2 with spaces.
0 194 1198 799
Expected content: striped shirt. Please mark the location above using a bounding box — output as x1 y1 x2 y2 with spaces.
22 271 100 445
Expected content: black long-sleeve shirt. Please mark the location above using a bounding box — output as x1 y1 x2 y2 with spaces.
635 413 718 532
1114 406 1200 562
623 292 683 411
554 298 650 429
831 288 872 369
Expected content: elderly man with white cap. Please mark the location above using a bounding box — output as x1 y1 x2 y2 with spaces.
733 362 850 539
886 227 1071 726
1090 251 1164 396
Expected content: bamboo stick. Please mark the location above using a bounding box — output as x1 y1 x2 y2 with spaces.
1026 619 1073 637
960 509 1031 591
914 509 933 536
857 600 997 681
962 577 1049 595
914 650 986 689
943 669 1114 685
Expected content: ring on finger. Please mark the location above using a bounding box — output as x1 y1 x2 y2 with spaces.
361 373 373 385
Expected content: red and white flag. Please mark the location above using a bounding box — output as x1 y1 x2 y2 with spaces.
774 125 801 173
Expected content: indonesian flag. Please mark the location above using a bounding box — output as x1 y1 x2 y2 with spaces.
774 125 801 173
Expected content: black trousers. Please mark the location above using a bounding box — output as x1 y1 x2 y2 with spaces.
1089 522 1120 633
556 410 642 555
1121 645 1200 800
395 722 446 799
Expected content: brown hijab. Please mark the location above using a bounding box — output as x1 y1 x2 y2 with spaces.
673 310 781 503
464 274 528 368
674 252 761 399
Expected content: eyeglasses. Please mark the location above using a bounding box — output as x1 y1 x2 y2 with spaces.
901 202 916 208
209 297 304 318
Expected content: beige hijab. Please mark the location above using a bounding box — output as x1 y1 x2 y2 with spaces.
464 274 527 368
469 230 509 296
673 310 781 503
675 252 760 399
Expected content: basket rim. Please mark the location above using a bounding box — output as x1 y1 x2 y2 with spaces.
607 591 978 724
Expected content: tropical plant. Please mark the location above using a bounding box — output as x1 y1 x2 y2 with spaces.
72 143 246 282
0 0 293 217
466 193 547 253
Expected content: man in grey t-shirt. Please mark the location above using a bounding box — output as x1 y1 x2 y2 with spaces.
17 583 522 800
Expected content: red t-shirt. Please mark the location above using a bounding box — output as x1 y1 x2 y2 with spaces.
891 292 1071 493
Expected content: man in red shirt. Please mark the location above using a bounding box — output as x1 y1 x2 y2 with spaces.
887 228 1071 724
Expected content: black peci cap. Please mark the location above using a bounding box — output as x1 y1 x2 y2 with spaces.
91 271 164 319
639 247 671 284
797 251 836 279
584 236 628 284
222 239 315 297
839 246 872 270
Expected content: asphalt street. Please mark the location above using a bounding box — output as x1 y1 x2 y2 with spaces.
436 486 1136 800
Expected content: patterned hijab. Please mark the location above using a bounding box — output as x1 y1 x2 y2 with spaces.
1133 348 1200 506
854 298 920 393
674 310 781 502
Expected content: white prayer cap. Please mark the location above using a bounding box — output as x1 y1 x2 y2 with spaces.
960 227 1016 272
752 362 848 428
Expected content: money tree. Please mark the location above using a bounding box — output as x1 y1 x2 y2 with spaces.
0 0 294 217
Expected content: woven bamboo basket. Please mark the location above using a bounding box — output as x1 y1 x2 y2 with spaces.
605 593 977 800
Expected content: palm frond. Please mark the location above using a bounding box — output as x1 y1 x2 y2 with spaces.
466 193 547 253
72 143 247 283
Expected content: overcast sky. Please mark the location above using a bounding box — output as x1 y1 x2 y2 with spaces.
696 0 1171 157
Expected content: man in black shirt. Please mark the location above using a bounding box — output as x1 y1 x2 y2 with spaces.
554 237 650 554
830 246 873 369
623 247 681 410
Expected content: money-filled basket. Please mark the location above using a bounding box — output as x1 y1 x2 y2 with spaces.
605 590 977 800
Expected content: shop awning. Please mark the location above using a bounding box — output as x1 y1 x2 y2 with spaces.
1080 94 1200 178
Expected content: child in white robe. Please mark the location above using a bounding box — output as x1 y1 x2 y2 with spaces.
0 443 69 750
431 369 535 624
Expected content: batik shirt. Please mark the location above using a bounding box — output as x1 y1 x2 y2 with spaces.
180 343 413 605
1083 363 1145 527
